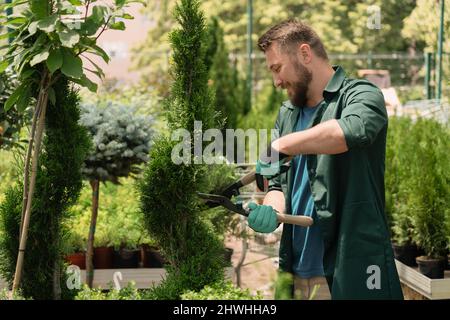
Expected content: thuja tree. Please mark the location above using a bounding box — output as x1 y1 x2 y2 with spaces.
0 77 91 299
139 0 227 299
0 0 137 293
79 102 154 288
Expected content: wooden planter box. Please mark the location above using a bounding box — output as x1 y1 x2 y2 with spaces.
0 267 234 291
395 259 450 300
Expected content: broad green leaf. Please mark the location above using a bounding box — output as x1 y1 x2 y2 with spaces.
37 15 58 33
29 49 49 66
28 21 39 35
68 0 82 5
48 87 56 106
70 74 98 93
109 21 125 30
46 48 63 73
91 6 108 24
16 86 31 113
4 83 26 112
80 19 102 36
20 69 35 80
0 60 9 73
83 55 105 78
6 17 27 25
30 0 49 19
86 43 110 63
121 13 134 20
58 30 80 48
61 49 83 79
115 0 126 6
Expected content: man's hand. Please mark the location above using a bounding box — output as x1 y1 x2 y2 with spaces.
247 202 278 233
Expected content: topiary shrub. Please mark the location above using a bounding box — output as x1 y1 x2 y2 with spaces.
0 78 91 299
79 102 154 287
138 0 228 300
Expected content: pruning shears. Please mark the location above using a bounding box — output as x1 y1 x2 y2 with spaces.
198 164 314 227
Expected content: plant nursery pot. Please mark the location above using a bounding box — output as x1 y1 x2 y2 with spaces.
416 256 446 279
113 248 140 268
141 245 166 268
66 252 86 269
94 246 113 269
392 243 419 267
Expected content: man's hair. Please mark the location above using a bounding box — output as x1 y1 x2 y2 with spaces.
257 19 328 60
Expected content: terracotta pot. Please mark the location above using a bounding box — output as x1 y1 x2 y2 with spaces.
66 252 86 269
94 246 113 269
416 255 446 279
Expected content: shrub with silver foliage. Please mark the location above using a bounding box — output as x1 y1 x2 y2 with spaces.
80 103 155 183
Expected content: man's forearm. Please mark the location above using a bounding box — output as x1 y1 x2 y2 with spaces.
263 190 285 214
274 119 348 155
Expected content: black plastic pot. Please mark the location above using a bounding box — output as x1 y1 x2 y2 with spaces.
141 245 166 268
392 243 419 267
113 248 139 268
416 256 446 279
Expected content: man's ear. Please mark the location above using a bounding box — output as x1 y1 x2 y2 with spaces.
297 43 312 64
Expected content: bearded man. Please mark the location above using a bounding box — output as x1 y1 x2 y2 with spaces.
246 19 403 300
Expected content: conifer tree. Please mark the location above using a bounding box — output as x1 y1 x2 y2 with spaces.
0 78 91 299
139 0 226 299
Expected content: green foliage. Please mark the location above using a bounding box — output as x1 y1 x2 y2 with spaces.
0 288 30 300
79 102 155 183
0 70 31 149
407 118 449 258
66 177 154 250
61 230 86 255
75 282 143 300
139 2 233 298
134 0 419 93
181 280 262 300
273 271 293 300
165 0 216 132
0 0 137 137
386 116 450 257
139 138 226 299
0 78 91 299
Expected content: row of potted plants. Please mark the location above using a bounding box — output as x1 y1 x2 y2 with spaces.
66 243 166 270
386 117 450 279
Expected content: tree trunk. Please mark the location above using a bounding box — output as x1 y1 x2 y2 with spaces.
19 103 40 240
86 179 100 288
12 71 50 292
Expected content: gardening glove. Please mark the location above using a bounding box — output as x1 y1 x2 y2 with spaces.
255 143 289 179
247 202 278 233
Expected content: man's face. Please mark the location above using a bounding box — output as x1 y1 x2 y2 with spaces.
265 42 312 107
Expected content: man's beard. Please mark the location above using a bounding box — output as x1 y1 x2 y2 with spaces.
288 59 312 107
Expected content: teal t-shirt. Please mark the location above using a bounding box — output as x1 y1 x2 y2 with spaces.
290 102 325 278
